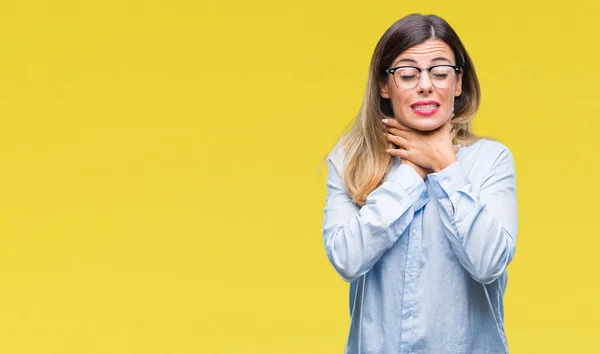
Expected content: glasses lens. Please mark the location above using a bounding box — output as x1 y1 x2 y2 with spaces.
394 67 420 89
429 66 456 88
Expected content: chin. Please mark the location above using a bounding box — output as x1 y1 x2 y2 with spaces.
401 115 447 132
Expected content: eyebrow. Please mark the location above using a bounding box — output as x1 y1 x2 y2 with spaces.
393 56 452 67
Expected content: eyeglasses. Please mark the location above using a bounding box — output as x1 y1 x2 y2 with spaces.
384 65 461 89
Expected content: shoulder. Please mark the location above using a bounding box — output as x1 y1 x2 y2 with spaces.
327 144 347 176
457 138 516 183
463 138 514 163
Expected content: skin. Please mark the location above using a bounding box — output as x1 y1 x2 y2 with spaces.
379 39 463 179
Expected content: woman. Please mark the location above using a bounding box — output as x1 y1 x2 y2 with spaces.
322 14 518 353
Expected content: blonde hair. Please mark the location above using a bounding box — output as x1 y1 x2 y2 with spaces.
336 14 482 206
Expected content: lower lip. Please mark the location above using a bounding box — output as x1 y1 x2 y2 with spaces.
412 107 440 116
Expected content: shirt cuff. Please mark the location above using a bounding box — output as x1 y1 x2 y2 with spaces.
386 163 428 209
428 161 470 199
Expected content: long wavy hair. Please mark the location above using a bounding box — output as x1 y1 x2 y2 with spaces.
337 14 482 206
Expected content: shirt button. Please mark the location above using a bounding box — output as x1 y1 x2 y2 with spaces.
409 271 416 278
411 229 417 235
404 312 412 319
443 178 451 186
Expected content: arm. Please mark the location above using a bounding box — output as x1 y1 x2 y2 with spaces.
427 147 518 284
322 152 429 282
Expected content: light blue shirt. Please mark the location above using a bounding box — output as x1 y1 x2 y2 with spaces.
322 139 518 354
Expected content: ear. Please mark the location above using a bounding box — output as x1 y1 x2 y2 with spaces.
380 80 390 99
455 70 463 97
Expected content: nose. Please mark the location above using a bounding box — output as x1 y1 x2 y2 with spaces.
417 71 433 94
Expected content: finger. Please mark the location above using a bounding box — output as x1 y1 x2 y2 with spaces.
386 127 409 138
385 148 409 159
386 133 408 147
382 118 412 131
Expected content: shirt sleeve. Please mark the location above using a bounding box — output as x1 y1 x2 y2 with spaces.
322 153 429 282
427 147 518 284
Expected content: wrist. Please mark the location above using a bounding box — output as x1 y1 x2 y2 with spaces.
432 152 457 172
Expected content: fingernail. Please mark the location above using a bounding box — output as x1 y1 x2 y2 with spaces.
382 119 388 124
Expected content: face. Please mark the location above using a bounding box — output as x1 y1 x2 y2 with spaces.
380 39 463 132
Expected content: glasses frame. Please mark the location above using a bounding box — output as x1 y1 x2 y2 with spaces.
384 64 461 89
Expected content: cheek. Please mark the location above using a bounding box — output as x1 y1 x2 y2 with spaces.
442 90 456 108
389 89 411 107
389 93 414 119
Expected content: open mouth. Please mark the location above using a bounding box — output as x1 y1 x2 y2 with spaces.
411 102 440 116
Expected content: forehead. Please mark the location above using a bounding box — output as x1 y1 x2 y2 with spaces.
393 39 455 65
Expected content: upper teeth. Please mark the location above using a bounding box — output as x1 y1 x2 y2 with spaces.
413 104 438 110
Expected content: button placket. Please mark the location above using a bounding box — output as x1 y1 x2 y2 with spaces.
400 211 423 351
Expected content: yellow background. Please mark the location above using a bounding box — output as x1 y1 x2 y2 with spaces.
0 0 597 353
